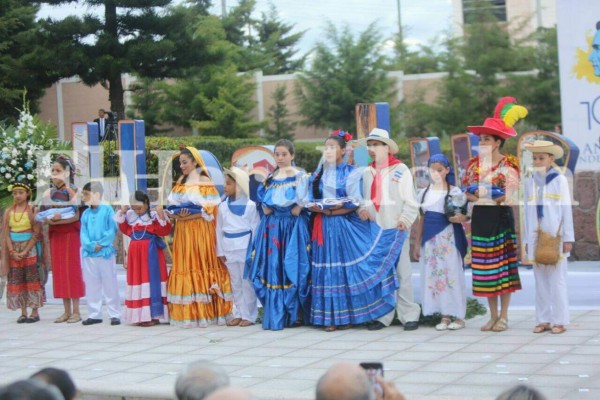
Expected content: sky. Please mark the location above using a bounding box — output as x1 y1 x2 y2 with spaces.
37 0 453 56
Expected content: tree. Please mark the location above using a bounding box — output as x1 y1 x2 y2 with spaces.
222 1 305 74
190 65 266 138
296 22 395 130
0 1 55 120
37 0 228 117
388 32 444 75
505 27 560 130
265 85 296 141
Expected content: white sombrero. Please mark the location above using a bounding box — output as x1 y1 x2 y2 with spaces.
358 128 399 154
223 166 250 197
523 140 564 159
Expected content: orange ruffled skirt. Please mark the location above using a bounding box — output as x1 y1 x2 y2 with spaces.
167 217 233 327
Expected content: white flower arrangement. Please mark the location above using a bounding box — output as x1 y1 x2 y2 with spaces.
0 99 60 205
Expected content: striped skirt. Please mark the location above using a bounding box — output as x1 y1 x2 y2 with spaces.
471 205 521 297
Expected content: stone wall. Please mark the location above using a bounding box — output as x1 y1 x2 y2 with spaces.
571 171 600 260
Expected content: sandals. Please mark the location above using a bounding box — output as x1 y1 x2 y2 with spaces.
55 313 70 323
533 323 551 333
480 318 498 332
67 313 81 324
325 326 337 332
551 325 566 334
436 317 451 331
17 315 27 324
448 320 466 330
239 320 254 327
138 319 160 327
492 318 508 332
226 318 242 327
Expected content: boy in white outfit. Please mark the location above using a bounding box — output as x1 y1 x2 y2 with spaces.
358 128 421 331
523 140 574 335
217 167 260 327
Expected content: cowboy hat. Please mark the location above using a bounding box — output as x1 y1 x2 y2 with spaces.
523 140 564 159
359 128 399 154
467 97 528 140
223 166 250 197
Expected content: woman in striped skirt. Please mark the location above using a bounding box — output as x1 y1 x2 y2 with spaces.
462 97 527 332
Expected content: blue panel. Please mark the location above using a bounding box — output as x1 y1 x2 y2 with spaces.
426 137 442 156
134 120 147 192
375 102 391 132
200 150 225 197
118 121 136 196
86 122 101 179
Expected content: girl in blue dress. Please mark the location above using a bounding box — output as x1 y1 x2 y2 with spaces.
245 139 311 330
303 131 407 332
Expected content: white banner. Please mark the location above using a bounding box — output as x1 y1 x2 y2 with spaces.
557 0 600 170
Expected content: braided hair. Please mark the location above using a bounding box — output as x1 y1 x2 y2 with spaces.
312 131 350 200
130 190 151 216
54 155 75 185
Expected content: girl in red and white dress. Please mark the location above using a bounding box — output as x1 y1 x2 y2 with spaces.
115 191 172 326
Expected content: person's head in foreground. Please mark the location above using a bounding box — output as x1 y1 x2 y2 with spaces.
31 367 78 400
495 384 547 400
175 360 230 400
0 379 63 400
316 362 404 400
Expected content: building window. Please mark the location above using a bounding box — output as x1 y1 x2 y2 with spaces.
463 0 507 24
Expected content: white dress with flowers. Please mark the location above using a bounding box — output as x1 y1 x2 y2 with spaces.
418 187 466 319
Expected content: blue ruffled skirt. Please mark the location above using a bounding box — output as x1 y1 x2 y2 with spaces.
310 213 405 326
245 211 311 330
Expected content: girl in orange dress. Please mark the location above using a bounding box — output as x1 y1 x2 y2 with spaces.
166 147 233 327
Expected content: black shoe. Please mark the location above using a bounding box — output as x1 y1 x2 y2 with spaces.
82 318 103 326
367 321 386 331
110 318 121 326
403 321 419 331
25 315 40 323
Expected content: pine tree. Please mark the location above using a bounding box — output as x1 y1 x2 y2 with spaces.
0 1 52 120
265 85 296 141
37 0 228 118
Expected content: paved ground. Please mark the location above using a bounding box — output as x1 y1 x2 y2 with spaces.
0 263 598 400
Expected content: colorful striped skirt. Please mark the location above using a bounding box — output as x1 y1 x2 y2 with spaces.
471 205 521 297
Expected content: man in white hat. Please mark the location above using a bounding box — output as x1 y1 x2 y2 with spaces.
358 128 421 331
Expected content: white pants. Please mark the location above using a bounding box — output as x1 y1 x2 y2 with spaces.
82 256 121 320
534 258 569 326
378 239 421 326
226 260 258 322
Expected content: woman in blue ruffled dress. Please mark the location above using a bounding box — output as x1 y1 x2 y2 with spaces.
245 139 311 330
302 131 406 332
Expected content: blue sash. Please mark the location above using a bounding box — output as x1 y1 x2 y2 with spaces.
167 202 204 215
224 230 251 239
465 184 505 199
9 231 41 261
421 211 468 266
130 231 166 317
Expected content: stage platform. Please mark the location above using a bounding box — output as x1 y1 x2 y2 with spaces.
0 262 598 400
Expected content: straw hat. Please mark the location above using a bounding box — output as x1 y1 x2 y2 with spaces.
523 140 564 159
224 166 250 197
359 128 399 154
